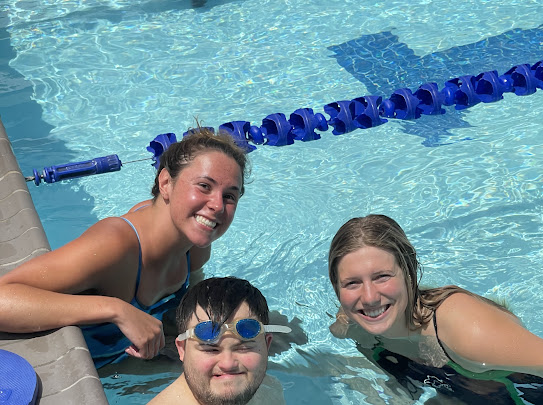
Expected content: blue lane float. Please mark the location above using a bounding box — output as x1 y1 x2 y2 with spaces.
25 60 543 185
213 59 543 147
351 96 388 128
289 108 328 142
147 132 177 169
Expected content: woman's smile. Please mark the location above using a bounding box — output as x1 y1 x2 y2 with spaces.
359 305 390 319
338 246 409 337
195 214 217 229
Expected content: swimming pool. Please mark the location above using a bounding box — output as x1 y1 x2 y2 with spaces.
2 0 543 403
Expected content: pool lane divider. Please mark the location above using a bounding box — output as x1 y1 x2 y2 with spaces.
219 60 543 150
26 60 543 185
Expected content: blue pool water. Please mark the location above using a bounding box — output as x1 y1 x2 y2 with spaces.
2 0 543 403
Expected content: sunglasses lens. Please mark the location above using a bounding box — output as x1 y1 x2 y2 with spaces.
195 321 221 342
236 319 261 339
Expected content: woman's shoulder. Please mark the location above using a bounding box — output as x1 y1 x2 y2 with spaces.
72 217 141 265
433 291 543 372
84 216 137 240
436 292 519 336
437 292 517 322
438 291 481 310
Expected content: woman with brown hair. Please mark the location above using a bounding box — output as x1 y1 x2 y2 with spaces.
0 128 249 368
329 214 543 403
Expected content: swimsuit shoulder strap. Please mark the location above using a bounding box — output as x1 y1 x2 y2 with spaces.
184 251 191 289
119 217 143 295
133 203 151 212
433 309 455 363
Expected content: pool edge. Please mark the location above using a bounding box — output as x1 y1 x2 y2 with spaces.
0 116 108 404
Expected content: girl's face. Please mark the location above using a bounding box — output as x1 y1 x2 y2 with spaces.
161 150 243 248
337 246 409 337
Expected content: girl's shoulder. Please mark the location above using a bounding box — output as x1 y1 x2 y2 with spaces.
435 291 543 374
438 292 518 324
84 216 139 245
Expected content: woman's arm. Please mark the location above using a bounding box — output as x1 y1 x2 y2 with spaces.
0 217 165 359
436 293 543 377
0 283 125 332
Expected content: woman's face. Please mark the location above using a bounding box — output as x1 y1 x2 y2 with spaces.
161 150 243 248
337 246 409 337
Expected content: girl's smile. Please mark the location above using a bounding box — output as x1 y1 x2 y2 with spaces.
337 246 409 338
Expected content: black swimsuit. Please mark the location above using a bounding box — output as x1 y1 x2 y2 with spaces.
367 311 543 404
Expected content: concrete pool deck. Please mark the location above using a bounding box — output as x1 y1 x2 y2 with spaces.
0 117 107 404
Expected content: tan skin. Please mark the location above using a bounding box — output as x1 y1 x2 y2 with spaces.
333 246 543 379
433 293 543 376
0 151 242 360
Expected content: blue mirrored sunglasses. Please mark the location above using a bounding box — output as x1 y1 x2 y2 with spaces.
177 318 291 344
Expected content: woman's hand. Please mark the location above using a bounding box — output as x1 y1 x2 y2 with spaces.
115 303 166 359
330 307 351 338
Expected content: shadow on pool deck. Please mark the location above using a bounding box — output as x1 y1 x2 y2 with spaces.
0 117 108 404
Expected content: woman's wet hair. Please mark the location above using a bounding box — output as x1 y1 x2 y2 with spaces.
176 277 270 334
151 127 249 199
328 214 512 330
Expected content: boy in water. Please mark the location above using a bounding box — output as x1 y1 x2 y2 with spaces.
148 277 290 405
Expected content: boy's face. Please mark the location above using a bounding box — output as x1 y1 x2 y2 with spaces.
176 302 272 405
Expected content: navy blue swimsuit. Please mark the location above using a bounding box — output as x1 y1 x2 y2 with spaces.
81 217 190 368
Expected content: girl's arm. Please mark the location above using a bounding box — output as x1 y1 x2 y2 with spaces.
436 293 543 377
0 217 164 359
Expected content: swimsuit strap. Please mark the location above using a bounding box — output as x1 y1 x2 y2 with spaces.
119 217 143 295
133 203 151 212
185 251 191 289
119 215 191 308
433 309 455 363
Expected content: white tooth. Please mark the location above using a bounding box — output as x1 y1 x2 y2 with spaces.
364 307 386 318
196 215 217 228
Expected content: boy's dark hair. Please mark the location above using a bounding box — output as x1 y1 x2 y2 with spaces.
176 277 269 333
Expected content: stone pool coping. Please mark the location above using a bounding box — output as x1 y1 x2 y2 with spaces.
0 117 108 404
